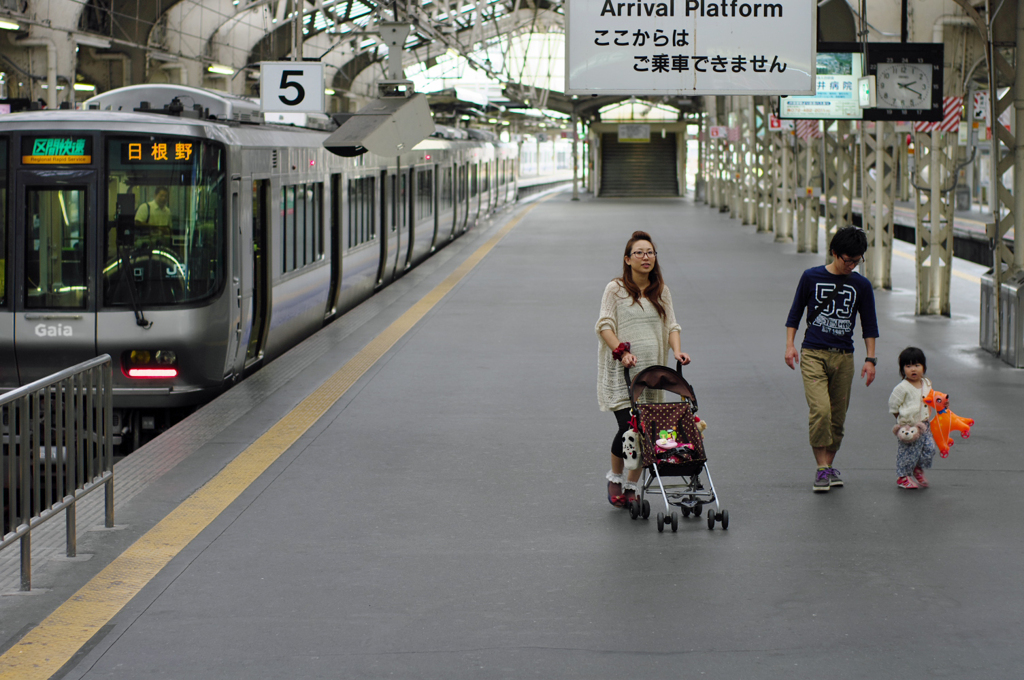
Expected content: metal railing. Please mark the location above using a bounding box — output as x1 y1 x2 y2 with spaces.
1 355 114 591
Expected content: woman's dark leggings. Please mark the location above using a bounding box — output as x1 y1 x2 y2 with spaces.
611 408 632 458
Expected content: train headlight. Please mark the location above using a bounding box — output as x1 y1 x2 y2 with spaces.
124 350 178 378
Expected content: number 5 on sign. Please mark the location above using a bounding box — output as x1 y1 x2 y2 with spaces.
260 62 326 113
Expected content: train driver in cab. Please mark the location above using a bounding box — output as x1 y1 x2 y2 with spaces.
135 186 173 242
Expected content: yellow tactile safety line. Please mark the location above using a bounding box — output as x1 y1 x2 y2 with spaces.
0 198 547 680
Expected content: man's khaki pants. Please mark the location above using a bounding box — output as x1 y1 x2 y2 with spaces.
800 348 855 450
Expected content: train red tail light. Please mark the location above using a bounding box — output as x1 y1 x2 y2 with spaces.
128 367 178 378
123 350 178 379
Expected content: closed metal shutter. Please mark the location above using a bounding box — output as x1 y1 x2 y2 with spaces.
600 133 678 197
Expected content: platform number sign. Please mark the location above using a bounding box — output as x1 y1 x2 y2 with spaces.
260 62 326 113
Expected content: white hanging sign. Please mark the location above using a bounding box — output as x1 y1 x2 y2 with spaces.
972 90 988 121
566 0 816 95
618 123 651 141
260 62 326 113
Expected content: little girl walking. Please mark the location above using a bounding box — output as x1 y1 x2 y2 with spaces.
887 347 940 489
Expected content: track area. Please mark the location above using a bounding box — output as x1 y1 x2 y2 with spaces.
2 190 1023 679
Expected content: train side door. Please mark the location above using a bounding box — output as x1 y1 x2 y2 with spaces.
245 179 271 369
324 173 342 319
225 176 243 379
12 169 98 384
376 169 390 285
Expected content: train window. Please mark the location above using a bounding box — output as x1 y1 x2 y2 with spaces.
280 182 323 273
482 164 489 193
440 168 453 212
103 137 225 306
396 173 407 232
417 168 433 219
282 185 295 272
470 165 478 197
305 183 322 266
25 187 87 309
347 176 375 248
0 138 6 306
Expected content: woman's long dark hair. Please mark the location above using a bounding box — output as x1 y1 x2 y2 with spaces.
618 230 667 320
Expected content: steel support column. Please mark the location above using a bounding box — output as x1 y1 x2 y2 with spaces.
914 130 957 316
796 134 821 253
774 129 795 242
863 121 897 290
823 120 856 261
756 97 773 233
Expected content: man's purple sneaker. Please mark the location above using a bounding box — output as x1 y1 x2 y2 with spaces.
813 468 831 493
828 467 843 488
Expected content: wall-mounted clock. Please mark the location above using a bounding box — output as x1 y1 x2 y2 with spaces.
864 43 944 122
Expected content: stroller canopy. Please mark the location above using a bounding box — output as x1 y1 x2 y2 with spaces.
628 365 698 411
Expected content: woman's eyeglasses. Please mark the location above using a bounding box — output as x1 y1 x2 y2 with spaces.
631 250 657 259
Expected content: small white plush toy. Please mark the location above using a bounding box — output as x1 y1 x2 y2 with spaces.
622 429 640 470
893 421 925 444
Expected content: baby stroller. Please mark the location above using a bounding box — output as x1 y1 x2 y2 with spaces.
624 362 729 533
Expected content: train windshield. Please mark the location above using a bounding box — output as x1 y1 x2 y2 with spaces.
103 137 225 307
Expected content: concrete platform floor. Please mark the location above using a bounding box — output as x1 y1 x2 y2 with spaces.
2 191 1022 679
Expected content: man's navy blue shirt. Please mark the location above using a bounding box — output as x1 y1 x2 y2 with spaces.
785 266 879 351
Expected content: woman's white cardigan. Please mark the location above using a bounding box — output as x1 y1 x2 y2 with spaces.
596 281 681 412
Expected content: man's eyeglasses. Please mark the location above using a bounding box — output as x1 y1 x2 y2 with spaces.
631 250 657 259
838 255 862 267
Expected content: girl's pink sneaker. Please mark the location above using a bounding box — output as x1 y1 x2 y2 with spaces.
912 467 930 488
897 475 920 490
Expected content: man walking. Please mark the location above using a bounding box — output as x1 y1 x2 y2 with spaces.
785 226 879 492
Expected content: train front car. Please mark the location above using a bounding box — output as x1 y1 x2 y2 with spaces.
1 85 520 451
1 107 236 447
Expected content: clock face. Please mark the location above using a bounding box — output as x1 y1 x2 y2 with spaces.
876 62 933 110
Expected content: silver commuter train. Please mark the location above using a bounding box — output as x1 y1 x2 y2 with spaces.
0 84 517 448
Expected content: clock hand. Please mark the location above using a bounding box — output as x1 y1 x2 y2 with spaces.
897 82 923 97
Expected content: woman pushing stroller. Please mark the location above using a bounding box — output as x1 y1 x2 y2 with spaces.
596 230 691 508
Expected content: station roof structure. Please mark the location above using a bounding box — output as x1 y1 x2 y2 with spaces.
0 0 1008 127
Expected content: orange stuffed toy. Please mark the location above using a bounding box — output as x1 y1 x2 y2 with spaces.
923 389 974 458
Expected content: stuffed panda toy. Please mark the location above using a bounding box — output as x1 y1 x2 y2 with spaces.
622 429 640 470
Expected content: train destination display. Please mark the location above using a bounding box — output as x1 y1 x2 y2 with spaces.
21 137 93 164
120 140 196 164
566 0 815 95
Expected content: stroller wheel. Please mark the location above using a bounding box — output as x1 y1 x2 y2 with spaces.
707 511 716 530
656 512 665 533
720 509 730 530
629 500 640 520
670 512 678 532
681 506 691 518
641 499 651 519
693 503 703 518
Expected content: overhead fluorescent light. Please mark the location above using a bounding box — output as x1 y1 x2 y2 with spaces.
74 83 96 92
324 88 335 96
0 20 21 31
207 64 234 75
